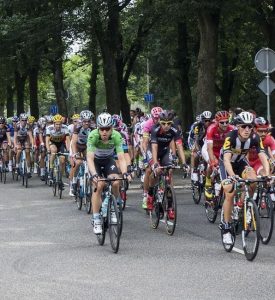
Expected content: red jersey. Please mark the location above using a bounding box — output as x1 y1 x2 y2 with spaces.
206 123 234 158
249 134 275 167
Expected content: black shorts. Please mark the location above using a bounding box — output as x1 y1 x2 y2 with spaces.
219 159 250 181
50 141 65 153
94 157 119 178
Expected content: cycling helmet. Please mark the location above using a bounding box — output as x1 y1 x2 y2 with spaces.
151 107 163 118
97 113 112 128
235 111 254 125
52 114 63 123
12 116 19 122
112 114 122 122
254 117 269 129
146 114 151 119
28 115 35 123
71 113 80 120
200 111 212 122
38 117 46 128
46 115 53 123
0 116 6 123
112 117 120 129
80 110 94 120
215 111 229 122
19 113 28 121
159 110 174 121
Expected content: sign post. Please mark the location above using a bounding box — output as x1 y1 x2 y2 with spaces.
255 47 275 122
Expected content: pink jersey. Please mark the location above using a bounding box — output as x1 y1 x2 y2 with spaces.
142 118 155 136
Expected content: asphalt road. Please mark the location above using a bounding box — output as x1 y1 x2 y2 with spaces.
0 174 275 300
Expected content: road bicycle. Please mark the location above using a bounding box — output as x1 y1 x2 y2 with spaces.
17 146 29 188
52 152 69 199
220 178 262 261
191 154 206 204
75 157 92 214
94 177 126 253
0 148 7 184
150 165 183 236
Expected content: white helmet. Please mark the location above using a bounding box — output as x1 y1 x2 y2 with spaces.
19 113 28 121
97 113 112 128
200 111 212 121
235 111 254 125
38 117 46 128
80 110 94 120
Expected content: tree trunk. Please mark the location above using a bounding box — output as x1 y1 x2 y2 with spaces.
51 59 68 117
89 43 99 115
15 70 27 115
29 67 39 119
196 10 220 114
6 84 14 117
176 22 193 133
120 83 131 125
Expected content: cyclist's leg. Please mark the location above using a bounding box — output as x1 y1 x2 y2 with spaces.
24 139 32 175
15 140 22 172
49 143 58 179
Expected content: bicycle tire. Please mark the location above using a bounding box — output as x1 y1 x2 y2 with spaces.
3 168 6 184
76 181 83 210
52 180 57 196
242 199 260 261
164 185 177 236
24 161 28 188
85 177 92 214
192 181 203 204
204 194 219 223
258 193 274 245
96 215 106 246
108 195 122 253
150 193 161 229
58 182 63 199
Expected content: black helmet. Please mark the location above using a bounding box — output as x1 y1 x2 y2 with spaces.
0 116 6 123
159 110 174 121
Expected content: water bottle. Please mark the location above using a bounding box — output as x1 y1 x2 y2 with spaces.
101 196 109 217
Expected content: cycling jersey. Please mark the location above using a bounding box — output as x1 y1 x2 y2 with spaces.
14 124 31 142
46 125 69 143
0 125 10 143
221 130 265 163
151 124 182 156
74 124 93 146
142 118 157 137
87 129 123 159
206 123 234 159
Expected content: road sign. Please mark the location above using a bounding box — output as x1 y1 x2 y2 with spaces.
50 105 58 114
255 48 275 74
258 77 275 95
144 93 154 102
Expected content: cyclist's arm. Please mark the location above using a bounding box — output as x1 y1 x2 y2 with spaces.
170 140 176 155
141 135 149 158
87 151 97 176
65 135 70 151
151 143 158 164
71 133 78 155
175 139 186 164
207 142 215 163
6 132 11 147
117 152 127 174
258 152 270 176
39 132 44 146
223 152 234 177
46 136 51 152
28 130 33 147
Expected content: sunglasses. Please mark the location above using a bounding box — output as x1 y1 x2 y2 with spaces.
99 127 111 132
204 119 211 123
240 124 253 129
160 121 173 126
0 122 4 125
219 121 229 125
257 129 268 133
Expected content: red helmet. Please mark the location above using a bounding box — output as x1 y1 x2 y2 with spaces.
255 117 269 129
215 110 229 122
151 107 163 118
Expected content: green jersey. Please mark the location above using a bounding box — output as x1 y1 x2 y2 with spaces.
87 129 123 159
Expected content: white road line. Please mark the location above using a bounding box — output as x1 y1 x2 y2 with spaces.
232 247 244 255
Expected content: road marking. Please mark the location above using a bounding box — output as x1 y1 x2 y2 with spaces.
232 247 244 255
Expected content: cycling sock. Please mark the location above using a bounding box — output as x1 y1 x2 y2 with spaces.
93 213 100 219
205 176 211 187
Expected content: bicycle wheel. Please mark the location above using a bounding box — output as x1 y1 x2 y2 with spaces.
258 193 274 245
108 195 122 253
85 177 92 214
242 199 260 261
96 215 106 246
76 181 83 210
0 167 2 183
150 194 161 230
3 167 6 184
24 161 28 188
204 192 220 223
58 170 63 199
52 179 57 196
192 180 203 204
164 185 177 235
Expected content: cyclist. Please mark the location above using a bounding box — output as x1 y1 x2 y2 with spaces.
141 106 163 209
36 117 47 180
220 112 270 245
0 117 12 170
46 114 70 181
189 111 212 184
68 114 80 137
87 112 130 235
203 111 234 198
69 110 95 196
14 113 33 177
147 110 188 217
249 117 275 175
